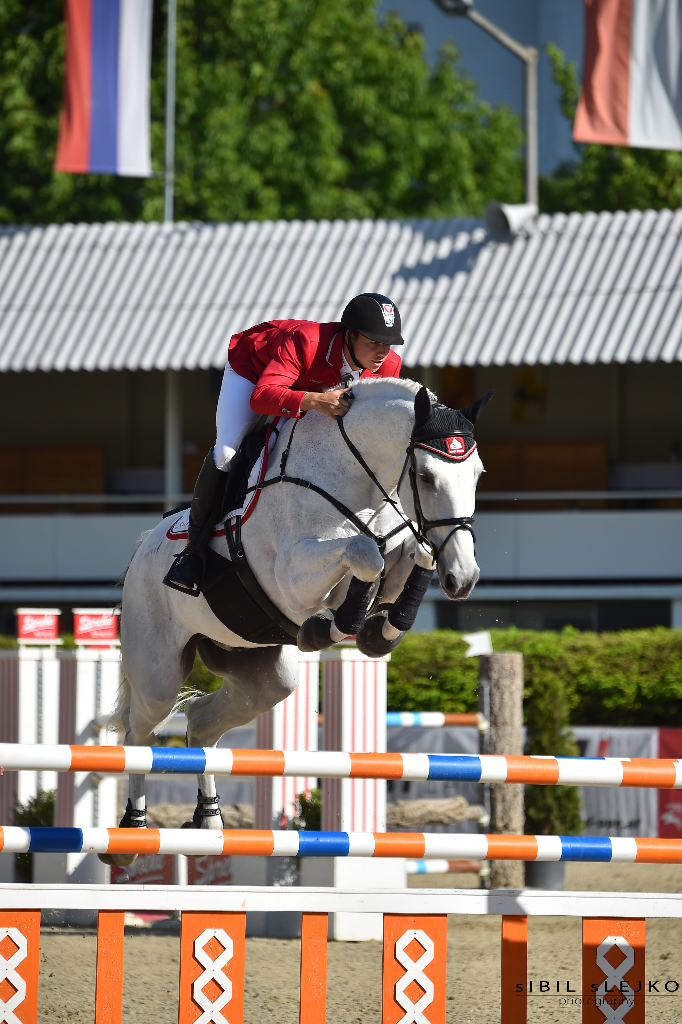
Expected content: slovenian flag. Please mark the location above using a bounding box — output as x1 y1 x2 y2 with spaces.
574 0 682 150
55 0 153 176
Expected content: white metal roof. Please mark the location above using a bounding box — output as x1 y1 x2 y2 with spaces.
1 208 681 372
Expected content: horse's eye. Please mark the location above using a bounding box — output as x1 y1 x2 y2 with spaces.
419 472 435 486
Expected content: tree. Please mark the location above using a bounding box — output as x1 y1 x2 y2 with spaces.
540 43 682 214
0 0 523 225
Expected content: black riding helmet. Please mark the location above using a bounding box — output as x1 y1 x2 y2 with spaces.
340 293 404 346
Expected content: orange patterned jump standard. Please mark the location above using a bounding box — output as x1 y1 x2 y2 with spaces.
582 918 645 1024
0 911 40 1024
179 911 246 1024
382 914 447 1024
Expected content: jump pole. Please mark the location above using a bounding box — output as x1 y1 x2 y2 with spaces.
4 827 682 862
3 745 682 787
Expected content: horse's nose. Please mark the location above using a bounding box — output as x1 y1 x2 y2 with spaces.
442 569 478 600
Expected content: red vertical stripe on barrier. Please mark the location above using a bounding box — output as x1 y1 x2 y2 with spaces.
573 0 631 146
0 654 18 824
501 916 527 1024
56 656 77 828
55 0 92 172
299 912 328 1024
95 910 124 1024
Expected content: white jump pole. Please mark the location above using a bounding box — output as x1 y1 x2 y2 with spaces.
313 646 405 941
234 650 320 936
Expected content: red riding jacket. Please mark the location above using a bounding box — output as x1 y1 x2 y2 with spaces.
228 320 402 419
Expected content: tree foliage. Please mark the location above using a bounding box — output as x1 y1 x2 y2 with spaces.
0 0 523 226
540 43 682 213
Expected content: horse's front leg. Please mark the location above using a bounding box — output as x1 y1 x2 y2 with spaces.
277 534 384 651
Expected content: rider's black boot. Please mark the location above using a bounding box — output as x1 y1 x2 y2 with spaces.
163 450 227 596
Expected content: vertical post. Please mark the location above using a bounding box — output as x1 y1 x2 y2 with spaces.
480 652 524 889
164 0 177 223
321 649 404 941
165 368 182 505
299 913 328 1024
524 48 539 206
95 910 125 1024
501 915 527 1024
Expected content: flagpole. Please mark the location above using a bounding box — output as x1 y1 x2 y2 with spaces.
164 0 177 222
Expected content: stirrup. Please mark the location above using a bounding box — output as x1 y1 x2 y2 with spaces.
119 798 147 828
163 549 204 597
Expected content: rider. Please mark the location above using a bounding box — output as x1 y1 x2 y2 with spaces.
165 292 405 592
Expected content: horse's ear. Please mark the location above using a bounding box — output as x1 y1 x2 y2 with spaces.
414 386 432 428
459 389 494 425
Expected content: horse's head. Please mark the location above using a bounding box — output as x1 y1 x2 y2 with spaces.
401 386 493 600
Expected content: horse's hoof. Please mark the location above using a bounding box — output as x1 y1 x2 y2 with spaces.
297 614 334 652
182 792 225 829
355 611 405 658
98 852 138 867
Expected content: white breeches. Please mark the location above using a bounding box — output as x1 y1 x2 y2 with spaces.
213 367 260 470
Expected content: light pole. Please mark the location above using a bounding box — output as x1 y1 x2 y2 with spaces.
433 0 538 205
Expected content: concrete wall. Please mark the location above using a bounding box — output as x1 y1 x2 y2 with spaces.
1 509 680 585
475 510 682 581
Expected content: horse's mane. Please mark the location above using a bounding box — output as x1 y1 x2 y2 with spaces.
351 376 436 401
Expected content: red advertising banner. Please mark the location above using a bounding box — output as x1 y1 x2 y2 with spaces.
110 853 174 886
188 856 233 886
73 608 119 647
16 608 60 642
658 730 682 838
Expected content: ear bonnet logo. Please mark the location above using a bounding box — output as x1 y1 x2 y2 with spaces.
445 436 466 456
381 303 395 327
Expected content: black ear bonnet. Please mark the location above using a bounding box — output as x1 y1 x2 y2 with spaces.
411 387 494 462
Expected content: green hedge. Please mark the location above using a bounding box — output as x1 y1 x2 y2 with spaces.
387 627 682 727
387 627 682 836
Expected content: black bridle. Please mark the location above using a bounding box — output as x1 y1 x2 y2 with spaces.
238 411 476 564
405 437 476 561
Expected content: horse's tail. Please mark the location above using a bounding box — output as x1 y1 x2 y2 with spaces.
117 529 153 587
108 673 131 736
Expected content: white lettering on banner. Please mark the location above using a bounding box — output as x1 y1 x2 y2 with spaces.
595 936 635 1023
394 929 435 1024
0 928 28 1024
192 928 233 1024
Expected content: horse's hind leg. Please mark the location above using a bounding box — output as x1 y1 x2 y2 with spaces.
100 633 195 862
183 643 298 829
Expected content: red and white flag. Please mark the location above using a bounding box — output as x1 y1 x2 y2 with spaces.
574 0 682 149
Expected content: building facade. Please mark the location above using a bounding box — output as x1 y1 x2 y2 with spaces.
1 211 680 633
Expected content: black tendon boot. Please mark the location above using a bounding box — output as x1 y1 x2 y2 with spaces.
163 450 228 595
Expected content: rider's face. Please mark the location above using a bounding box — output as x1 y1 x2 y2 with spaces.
349 333 391 371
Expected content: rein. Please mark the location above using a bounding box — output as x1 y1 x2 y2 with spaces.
236 407 476 562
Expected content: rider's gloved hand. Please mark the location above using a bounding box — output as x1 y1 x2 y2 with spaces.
301 387 352 419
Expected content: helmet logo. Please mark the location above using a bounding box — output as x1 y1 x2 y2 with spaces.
381 302 395 327
445 436 466 456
